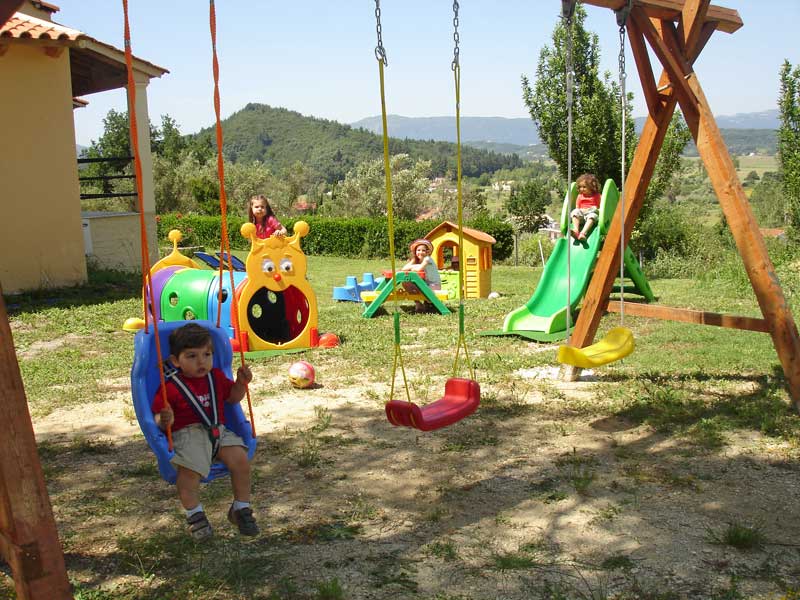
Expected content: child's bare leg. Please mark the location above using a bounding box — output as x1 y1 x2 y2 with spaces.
219 445 258 535
581 216 597 237
571 216 581 232
176 466 202 509
218 445 251 502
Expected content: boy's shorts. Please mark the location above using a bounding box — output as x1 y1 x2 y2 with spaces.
570 206 599 222
170 424 246 477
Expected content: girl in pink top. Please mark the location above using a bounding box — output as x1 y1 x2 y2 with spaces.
248 195 287 239
570 173 601 241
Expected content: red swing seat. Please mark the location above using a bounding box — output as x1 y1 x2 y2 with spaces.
385 377 480 432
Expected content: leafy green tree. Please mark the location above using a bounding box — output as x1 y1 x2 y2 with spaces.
152 114 187 164
749 175 785 228
630 112 692 257
462 184 489 220
330 154 430 219
778 60 800 238
639 112 691 216
327 158 384 218
281 161 315 209
505 177 551 234
743 170 760 186
521 5 636 185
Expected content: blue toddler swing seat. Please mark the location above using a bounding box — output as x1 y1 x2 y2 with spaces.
130 320 257 484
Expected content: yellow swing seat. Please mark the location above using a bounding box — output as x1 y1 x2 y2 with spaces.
557 326 635 369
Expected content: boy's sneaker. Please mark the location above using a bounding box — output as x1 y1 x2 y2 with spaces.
228 505 259 536
187 511 213 541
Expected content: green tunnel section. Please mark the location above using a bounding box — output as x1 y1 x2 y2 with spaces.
497 179 653 341
160 269 215 322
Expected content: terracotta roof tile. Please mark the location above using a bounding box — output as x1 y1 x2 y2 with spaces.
1 12 167 78
0 12 81 41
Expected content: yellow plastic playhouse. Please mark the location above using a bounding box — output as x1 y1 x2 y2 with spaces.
425 221 495 299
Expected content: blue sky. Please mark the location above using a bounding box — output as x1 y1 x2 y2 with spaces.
54 1 800 146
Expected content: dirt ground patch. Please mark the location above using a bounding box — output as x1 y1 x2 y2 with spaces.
26 359 800 599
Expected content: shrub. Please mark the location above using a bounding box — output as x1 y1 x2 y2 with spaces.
516 233 555 267
630 199 696 261
156 214 514 261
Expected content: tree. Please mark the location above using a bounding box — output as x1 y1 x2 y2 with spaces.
281 161 314 209
521 5 636 186
330 154 430 219
152 114 187 164
80 109 137 210
778 60 800 238
639 112 691 217
749 175 784 228
505 178 551 234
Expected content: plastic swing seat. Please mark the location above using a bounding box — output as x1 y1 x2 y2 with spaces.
557 326 635 369
130 320 257 484
385 377 480 432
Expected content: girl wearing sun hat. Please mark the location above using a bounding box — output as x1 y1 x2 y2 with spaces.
403 239 441 312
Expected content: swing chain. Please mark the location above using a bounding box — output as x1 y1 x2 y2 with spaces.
616 1 632 90
616 0 632 325
374 0 387 65
563 9 574 140
561 1 576 21
563 1 574 341
451 0 460 71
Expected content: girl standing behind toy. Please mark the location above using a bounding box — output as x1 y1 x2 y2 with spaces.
403 238 441 313
570 173 601 241
248 194 287 239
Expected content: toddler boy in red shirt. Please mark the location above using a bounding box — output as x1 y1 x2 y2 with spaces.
152 322 257 540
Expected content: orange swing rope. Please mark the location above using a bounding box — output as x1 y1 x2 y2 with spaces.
122 0 172 449
122 0 255 446
208 0 255 436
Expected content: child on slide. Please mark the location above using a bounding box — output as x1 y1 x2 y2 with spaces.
570 173 601 241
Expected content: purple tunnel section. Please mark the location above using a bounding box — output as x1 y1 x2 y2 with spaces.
145 265 182 322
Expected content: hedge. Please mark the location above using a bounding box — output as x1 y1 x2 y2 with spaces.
156 214 514 261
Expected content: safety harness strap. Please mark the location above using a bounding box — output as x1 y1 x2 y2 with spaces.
165 365 221 458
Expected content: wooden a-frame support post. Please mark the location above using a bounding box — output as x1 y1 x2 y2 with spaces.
568 0 800 408
0 2 71 595
0 290 71 599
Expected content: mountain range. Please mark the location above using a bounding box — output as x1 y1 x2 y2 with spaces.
192 104 522 183
351 109 780 147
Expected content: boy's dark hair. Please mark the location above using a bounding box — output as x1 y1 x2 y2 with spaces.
169 323 213 357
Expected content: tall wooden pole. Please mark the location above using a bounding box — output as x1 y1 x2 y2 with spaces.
0 3 71 594
0 289 71 599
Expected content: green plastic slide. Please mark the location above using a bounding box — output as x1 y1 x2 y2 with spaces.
482 179 653 341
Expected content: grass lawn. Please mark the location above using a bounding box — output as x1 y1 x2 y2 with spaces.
4 255 800 599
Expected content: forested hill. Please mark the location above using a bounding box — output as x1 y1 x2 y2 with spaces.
193 103 522 183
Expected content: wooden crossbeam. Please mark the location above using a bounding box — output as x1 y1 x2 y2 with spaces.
580 0 741 33
606 302 770 333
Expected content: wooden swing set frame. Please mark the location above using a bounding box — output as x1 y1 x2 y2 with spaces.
566 0 800 410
